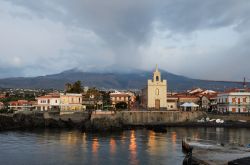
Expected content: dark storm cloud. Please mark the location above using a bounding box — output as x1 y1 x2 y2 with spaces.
8 0 250 42
1 0 250 80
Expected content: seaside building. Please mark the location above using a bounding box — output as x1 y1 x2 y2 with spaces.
36 94 60 111
167 95 178 110
60 93 83 111
8 100 35 111
0 102 4 110
217 88 250 113
142 65 167 110
110 91 130 108
201 94 217 111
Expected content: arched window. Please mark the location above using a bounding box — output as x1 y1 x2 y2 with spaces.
156 76 159 81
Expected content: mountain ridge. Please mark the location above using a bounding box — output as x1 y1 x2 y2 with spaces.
0 69 247 91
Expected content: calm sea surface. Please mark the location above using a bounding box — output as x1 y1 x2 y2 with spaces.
0 127 249 165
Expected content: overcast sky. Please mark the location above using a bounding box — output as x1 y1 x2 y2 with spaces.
0 0 250 81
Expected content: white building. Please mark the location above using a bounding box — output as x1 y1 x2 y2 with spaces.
217 88 250 113
36 94 60 111
142 65 167 110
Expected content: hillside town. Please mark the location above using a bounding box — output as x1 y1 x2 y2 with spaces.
0 65 249 115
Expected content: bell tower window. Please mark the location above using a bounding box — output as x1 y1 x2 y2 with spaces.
156 76 159 81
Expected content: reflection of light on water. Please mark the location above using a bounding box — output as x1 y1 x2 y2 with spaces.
110 138 116 155
129 130 138 165
148 131 156 153
192 132 199 141
66 132 77 145
171 132 177 151
121 132 126 144
82 133 86 144
92 137 99 154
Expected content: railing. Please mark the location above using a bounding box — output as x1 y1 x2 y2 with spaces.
217 102 250 106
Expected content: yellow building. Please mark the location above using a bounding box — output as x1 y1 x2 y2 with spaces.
60 93 83 111
142 65 167 110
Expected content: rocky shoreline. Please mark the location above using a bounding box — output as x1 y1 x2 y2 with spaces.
1 113 250 132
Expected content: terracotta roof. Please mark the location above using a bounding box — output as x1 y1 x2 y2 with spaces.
37 95 60 99
167 95 178 99
222 88 250 94
202 93 217 99
9 100 30 106
110 93 130 97
177 95 199 99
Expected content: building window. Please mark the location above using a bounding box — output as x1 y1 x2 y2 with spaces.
243 98 246 103
156 76 159 81
232 98 236 103
232 108 236 113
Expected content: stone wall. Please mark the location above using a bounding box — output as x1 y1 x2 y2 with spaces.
208 114 250 121
90 111 204 126
117 111 204 125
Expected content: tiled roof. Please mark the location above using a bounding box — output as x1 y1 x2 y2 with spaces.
37 95 60 99
110 93 130 97
222 88 250 94
202 93 217 99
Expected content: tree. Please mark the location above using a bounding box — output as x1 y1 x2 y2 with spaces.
115 102 128 110
85 87 101 98
65 81 83 93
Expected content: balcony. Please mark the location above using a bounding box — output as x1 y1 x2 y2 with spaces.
217 102 250 106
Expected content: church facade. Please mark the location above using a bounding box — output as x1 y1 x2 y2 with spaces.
142 65 167 110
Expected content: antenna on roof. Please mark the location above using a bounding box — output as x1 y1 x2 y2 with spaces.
243 77 247 88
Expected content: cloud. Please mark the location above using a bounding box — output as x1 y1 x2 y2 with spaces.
1 0 250 80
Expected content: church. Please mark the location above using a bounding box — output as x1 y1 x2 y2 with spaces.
141 65 167 110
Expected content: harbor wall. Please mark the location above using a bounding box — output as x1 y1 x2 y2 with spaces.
91 111 205 125
207 114 250 121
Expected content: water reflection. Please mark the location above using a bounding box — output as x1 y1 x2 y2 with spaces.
92 137 99 154
0 128 250 165
110 138 116 155
147 131 156 154
171 131 177 152
129 130 138 165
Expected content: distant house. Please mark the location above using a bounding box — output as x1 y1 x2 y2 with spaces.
0 93 6 99
60 93 83 111
201 94 217 111
217 88 250 113
187 88 203 95
167 95 178 110
36 94 60 111
110 91 130 108
8 100 35 111
0 102 4 110
82 94 103 110
177 95 200 104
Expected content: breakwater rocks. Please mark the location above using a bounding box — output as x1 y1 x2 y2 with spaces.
0 112 90 131
0 115 19 131
0 111 225 132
